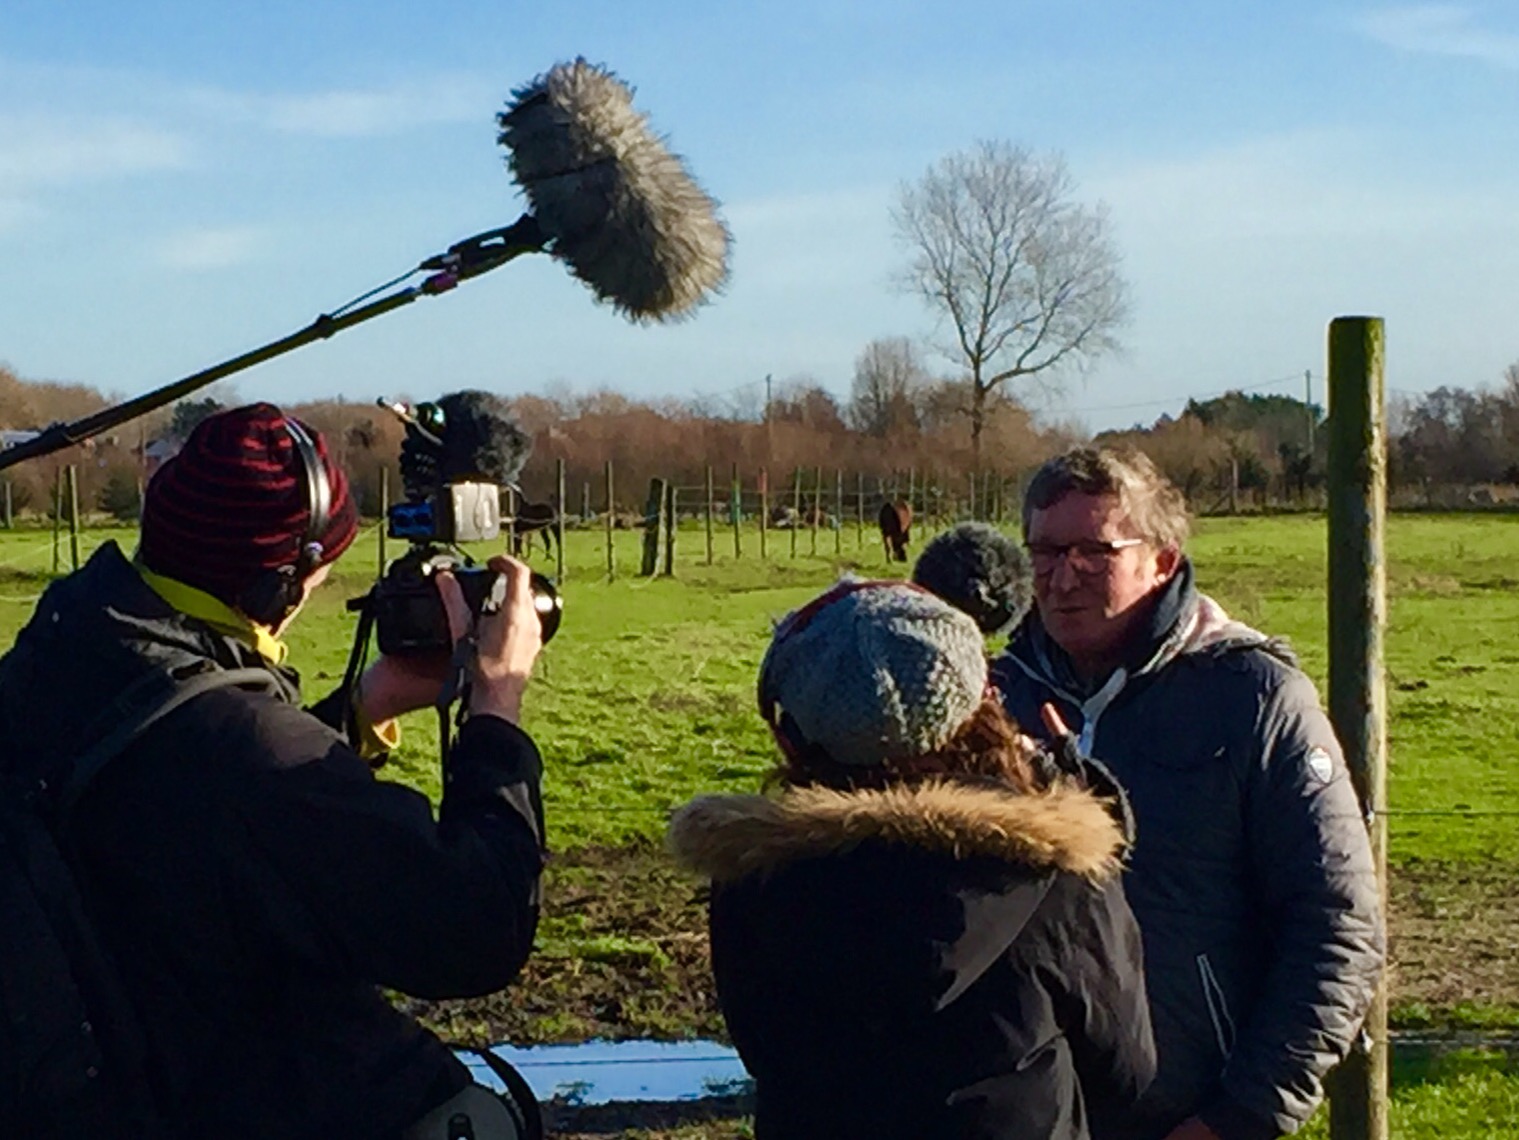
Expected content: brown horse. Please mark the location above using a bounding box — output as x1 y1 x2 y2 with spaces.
510 500 559 559
878 500 912 562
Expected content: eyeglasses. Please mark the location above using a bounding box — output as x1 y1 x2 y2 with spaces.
1025 537 1146 575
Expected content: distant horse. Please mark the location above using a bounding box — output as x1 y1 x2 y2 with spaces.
878 500 912 562
510 500 559 559
769 505 799 530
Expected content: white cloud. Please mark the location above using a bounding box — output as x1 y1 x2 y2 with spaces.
189 76 495 138
1092 128 1517 243
156 226 266 270
0 114 188 193
1353 5 1519 69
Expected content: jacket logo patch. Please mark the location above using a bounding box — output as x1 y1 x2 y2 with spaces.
1306 746 1334 783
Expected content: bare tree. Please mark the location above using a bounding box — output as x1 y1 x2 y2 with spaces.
849 337 923 436
893 141 1130 466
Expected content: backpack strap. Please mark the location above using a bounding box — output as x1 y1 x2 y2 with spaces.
57 666 282 816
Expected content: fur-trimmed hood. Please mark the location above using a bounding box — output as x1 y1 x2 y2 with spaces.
667 779 1124 884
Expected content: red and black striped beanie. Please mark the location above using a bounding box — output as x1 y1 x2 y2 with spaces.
139 403 359 605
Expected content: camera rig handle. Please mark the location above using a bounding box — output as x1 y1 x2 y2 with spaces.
0 215 549 472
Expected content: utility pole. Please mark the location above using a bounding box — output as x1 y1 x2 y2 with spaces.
1306 369 1316 456
764 373 773 464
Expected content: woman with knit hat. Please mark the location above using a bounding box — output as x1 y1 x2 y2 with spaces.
668 580 1155 1140
0 404 544 1139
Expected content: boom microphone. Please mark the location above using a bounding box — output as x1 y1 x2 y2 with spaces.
912 522 1033 635
497 58 731 322
0 58 732 472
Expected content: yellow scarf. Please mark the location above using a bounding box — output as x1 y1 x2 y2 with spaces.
133 559 399 760
133 562 288 663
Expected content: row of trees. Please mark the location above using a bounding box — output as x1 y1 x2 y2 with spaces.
4 356 1519 529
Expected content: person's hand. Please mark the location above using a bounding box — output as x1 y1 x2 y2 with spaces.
351 568 478 723
466 555 543 724
1162 1118 1223 1140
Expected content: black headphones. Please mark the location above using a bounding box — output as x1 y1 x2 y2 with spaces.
236 419 334 627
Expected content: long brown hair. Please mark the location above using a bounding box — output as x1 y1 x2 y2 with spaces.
767 697 1042 795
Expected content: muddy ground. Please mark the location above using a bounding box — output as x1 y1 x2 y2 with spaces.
406 843 1519 1136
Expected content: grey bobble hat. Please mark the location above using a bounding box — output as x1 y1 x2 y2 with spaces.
759 580 990 768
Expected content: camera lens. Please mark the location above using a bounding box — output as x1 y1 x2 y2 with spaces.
529 572 563 644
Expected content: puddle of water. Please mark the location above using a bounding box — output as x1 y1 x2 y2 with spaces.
461 1031 1517 1107
461 1039 750 1106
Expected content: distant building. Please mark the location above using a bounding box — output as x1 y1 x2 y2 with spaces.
143 437 178 477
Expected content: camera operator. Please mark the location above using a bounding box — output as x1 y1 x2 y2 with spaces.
0 404 544 1139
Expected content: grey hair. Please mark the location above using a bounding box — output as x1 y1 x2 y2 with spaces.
1021 446 1190 550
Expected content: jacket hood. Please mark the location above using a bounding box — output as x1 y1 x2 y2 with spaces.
1000 558 1294 706
667 779 1125 884
0 542 295 784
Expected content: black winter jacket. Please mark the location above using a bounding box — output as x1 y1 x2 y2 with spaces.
0 543 545 1140
668 778 1156 1140
994 564 1384 1140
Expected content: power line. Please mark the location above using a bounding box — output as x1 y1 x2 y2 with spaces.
1060 373 1305 417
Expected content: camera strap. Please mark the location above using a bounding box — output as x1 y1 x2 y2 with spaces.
435 631 479 783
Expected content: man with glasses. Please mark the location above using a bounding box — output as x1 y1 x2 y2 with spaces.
993 447 1382 1140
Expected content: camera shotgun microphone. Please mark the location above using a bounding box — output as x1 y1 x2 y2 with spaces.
912 522 1034 636
0 58 731 471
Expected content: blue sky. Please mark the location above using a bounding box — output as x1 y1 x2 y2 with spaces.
1 2 1517 432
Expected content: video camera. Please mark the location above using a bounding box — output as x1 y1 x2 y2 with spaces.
348 391 563 656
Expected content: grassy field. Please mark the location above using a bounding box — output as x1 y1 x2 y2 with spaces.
1 513 1515 1135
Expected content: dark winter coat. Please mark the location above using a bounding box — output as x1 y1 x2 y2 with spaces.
993 563 1384 1140
668 778 1156 1140
0 543 545 1140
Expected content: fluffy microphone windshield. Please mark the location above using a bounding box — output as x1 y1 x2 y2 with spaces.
912 522 1034 635
497 58 731 323
398 390 532 494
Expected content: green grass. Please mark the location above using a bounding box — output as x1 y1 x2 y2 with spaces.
2 513 1515 857
5 515 1517 1134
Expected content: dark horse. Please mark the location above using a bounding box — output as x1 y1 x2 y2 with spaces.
510 500 559 559
878 500 912 562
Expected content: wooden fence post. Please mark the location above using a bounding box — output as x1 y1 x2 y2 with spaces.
759 467 769 559
663 482 678 576
731 464 742 558
856 472 865 549
605 460 615 581
705 465 715 566
810 466 821 556
790 467 802 559
505 485 518 557
51 466 62 574
555 457 566 582
835 468 843 554
378 466 389 578
640 478 667 577
67 465 81 571
1325 316 1389 1140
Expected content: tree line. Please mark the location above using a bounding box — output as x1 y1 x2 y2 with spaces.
2 354 1518 528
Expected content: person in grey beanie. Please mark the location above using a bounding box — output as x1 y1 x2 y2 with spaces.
668 579 1155 1140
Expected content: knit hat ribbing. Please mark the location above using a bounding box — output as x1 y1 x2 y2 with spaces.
759 580 988 768
138 403 358 606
